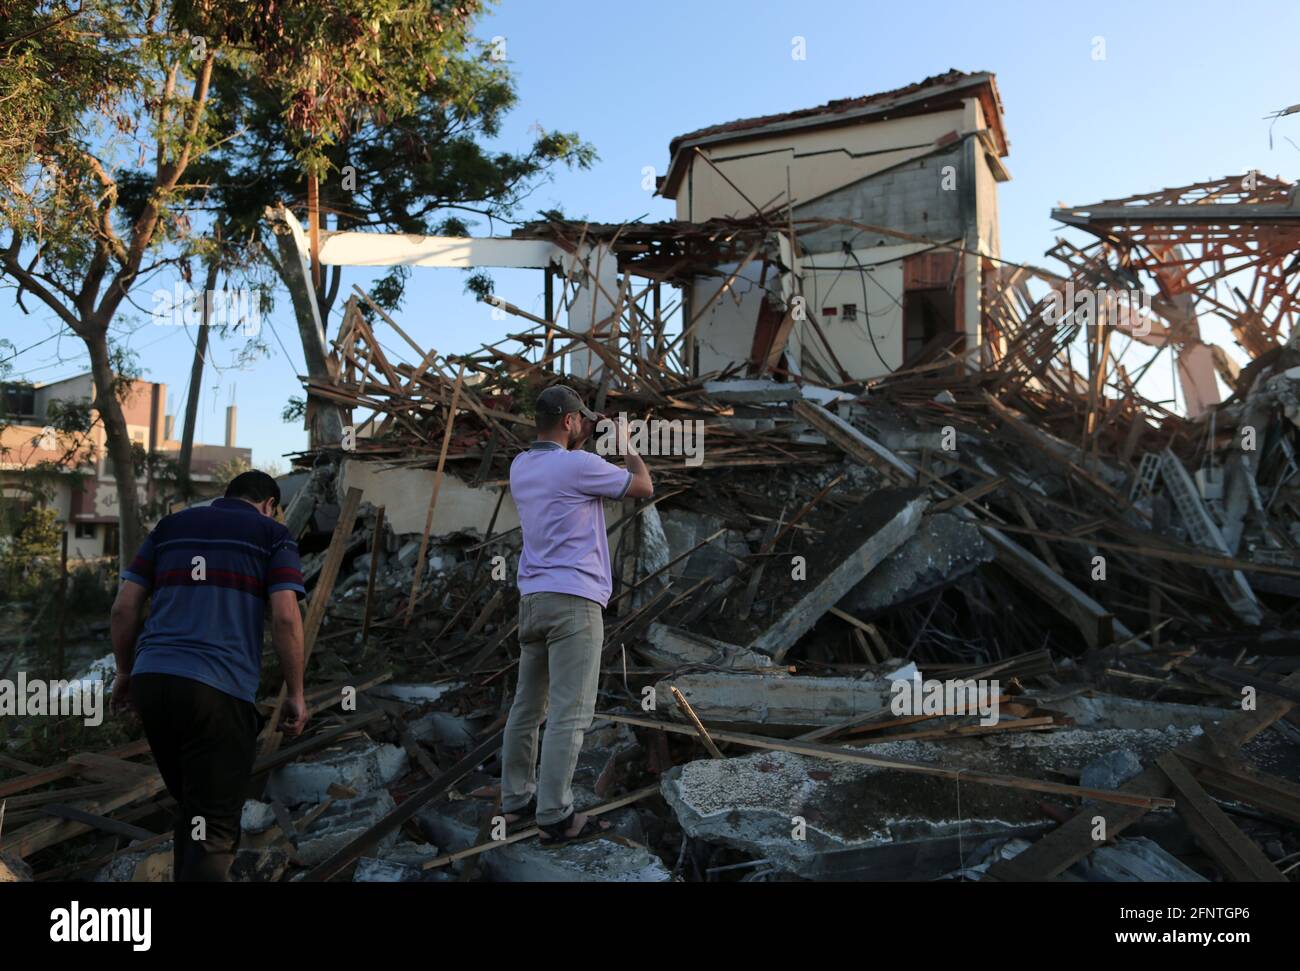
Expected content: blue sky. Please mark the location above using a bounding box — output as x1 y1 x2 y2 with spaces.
6 0 1299 466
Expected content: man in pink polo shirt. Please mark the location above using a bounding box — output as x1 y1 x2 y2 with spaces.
501 385 653 846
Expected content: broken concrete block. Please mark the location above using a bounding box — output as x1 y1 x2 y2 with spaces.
353 858 424 882
95 842 173 882
417 793 670 882
955 834 1205 882
241 799 277 835
653 670 893 729
380 839 441 868
839 513 993 617
350 839 442 882
639 623 775 671
1048 692 1227 732
661 725 1205 880
396 540 422 568
1079 749 1144 791
265 737 408 807
296 790 399 866
702 379 801 403
408 709 481 746
659 509 748 582
749 490 928 660
631 504 672 609
1074 837 1208 882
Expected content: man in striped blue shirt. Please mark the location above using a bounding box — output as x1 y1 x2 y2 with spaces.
110 470 308 881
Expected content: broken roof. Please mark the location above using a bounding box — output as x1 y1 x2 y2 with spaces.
661 69 1008 199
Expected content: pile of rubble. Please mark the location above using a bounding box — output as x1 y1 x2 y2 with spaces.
5 176 1300 884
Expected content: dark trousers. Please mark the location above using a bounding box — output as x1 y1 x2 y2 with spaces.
133 673 261 882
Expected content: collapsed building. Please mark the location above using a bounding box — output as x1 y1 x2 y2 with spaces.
4 71 1300 884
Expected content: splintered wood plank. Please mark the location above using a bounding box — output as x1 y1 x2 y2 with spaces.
40 804 157 843
0 739 151 799
261 486 364 757
1178 749 1300 827
1156 753 1285 882
985 669 1300 881
405 362 465 626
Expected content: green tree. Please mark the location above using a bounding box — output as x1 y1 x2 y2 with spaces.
1 1 595 563
2 504 61 600
189 0 595 324
0 2 217 564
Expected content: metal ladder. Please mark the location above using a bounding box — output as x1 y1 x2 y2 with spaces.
1159 449 1262 625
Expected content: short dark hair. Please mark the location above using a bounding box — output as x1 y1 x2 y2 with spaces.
225 470 281 506
535 408 564 434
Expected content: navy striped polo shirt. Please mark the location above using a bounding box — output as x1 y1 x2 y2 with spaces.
122 497 306 702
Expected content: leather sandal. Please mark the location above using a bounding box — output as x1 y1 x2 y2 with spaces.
500 796 536 835
537 810 608 848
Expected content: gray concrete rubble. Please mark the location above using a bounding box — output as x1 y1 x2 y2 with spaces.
750 491 929 660
702 379 803 403
659 509 750 583
839 513 994 617
416 790 671 882
629 504 672 609
1045 692 1229 731
639 623 775 670
353 841 441 882
295 790 399 866
1079 749 1144 791
241 798 277 835
660 724 1204 879
653 670 900 729
95 842 173 882
954 835 1206 882
353 858 424 882
368 681 492 746
265 736 408 807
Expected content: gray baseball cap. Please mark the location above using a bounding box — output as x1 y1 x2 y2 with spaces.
535 384 600 422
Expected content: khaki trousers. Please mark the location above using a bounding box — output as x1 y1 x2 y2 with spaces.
500 592 603 826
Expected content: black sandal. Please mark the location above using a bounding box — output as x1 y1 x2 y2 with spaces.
500 796 536 835
537 810 609 848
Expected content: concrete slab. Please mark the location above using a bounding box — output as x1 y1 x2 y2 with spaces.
956 834 1206 882
653 670 895 730
241 798 277 835
265 737 408 807
353 841 441 882
702 379 802 403
661 725 1204 879
749 490 928 660
296 790 399 866
95 842 173 882
1046 692 1230 732
638 623 775 671
659 509 749 582
417 794 672 882
839 513 993 617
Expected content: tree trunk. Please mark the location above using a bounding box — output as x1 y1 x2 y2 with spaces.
178 258 219 491
86 334 145 566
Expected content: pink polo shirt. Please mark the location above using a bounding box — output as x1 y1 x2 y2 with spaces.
509 441 632 607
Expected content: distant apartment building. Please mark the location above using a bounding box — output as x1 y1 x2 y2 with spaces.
0 373 250 559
